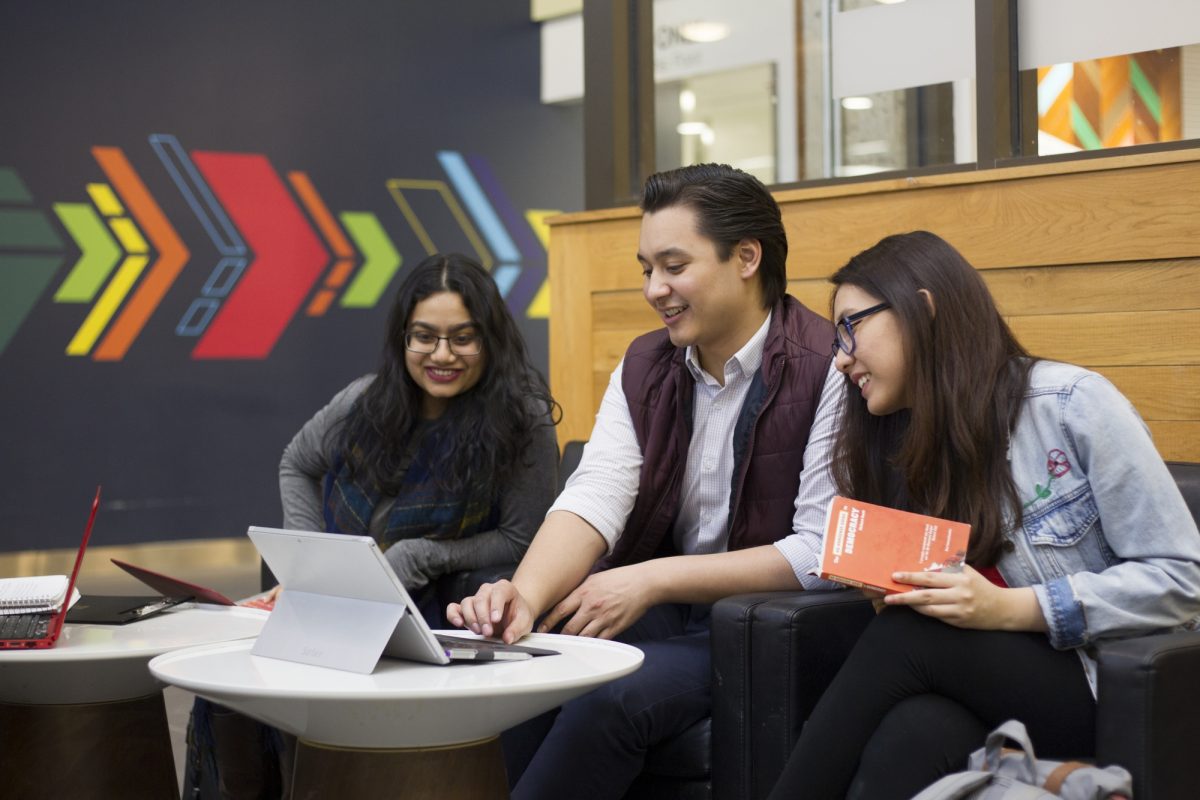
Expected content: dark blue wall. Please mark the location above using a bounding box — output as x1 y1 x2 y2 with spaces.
0 1 582 550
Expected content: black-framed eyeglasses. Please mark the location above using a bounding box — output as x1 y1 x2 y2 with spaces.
404 330 483 356
832 302 891 356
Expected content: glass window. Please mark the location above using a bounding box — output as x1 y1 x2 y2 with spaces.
652 0 795 183
656 64 778 185
828 0 976 177
650 0 977 184
833 80 976 177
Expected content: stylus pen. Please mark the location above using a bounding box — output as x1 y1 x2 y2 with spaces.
445 649 533 661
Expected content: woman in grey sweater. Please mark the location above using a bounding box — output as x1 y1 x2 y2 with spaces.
278 252 560 597
193 253 560 800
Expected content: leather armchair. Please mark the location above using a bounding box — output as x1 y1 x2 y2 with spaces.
710 460 1200 800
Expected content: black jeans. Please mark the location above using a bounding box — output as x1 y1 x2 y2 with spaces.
767 607 1096 800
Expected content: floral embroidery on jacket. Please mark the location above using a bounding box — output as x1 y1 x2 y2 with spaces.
1023 448 1072 509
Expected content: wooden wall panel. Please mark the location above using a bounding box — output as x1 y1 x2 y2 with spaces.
549 224 599 444
581 217 643 291
1100 367 1200 421
780 158 1200 279
592 291 658 331
1009 310 1200 367
786 278 836 314
548 150 1200 460
982 261 1200 315
1146 422 1200 462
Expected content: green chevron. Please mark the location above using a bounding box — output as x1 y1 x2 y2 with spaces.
1069 101 1102 151
1129 58 1162 126
339 211 401 308
0 254 66 356
0 168 33 204
53 203 122 302
0 209 63 250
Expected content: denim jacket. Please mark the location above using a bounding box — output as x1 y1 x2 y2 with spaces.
1000 361 1200 655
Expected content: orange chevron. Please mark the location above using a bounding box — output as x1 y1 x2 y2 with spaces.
306 288 338 317
288 171 354 259
1042 91 1074 145
1157 51 1182 140
289 171 359 317
325 259 355 287
1099 57 1129 138
91 146 190 360
1103 112 1134 148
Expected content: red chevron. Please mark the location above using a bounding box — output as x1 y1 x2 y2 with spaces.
190 152 328 359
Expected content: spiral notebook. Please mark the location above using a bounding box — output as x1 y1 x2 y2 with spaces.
0 575 71 615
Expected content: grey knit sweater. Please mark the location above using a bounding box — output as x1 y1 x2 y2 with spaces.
278 376 558 590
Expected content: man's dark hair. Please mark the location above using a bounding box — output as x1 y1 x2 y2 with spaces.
640 163 787 308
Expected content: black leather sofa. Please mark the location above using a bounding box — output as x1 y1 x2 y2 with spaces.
707 461 1200 800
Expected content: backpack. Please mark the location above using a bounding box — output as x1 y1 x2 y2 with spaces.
911 719 1132 799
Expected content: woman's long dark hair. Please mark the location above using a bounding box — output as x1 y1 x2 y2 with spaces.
830 231 1032 567
336 253 559 497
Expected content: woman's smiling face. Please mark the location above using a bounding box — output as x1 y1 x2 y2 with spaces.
403 291 486 419
832 283 910 416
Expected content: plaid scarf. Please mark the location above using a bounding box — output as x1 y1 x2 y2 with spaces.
321 428 497 547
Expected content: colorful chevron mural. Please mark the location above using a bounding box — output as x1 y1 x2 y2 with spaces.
0 136 557 361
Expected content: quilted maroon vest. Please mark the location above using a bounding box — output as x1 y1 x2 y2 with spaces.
604 295 834 567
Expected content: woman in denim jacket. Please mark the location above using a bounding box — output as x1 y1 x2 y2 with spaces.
767 231 1200 800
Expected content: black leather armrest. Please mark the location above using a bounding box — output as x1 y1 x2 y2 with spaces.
711 590 875 800
1095 630 1200 800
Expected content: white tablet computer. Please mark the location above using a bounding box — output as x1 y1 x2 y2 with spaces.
247 526 556 674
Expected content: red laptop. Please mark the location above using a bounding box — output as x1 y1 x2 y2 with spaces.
0 487 100 649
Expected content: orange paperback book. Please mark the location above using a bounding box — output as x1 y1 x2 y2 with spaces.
814 496 971 594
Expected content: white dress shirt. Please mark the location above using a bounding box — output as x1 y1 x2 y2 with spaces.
550 313 844 590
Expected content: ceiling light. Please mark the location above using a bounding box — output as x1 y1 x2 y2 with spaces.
838 164 890 177
679 89 696 113
845 139 889 157
875 0 907 5
676 121 711 136
841 96 874 111
678 21 730 43
701 128 715 146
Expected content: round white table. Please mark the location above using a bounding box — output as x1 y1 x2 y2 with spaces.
0 603 267 703
0 604 267 798
150 631 644 799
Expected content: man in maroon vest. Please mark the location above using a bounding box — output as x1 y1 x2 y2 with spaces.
449 163 844 799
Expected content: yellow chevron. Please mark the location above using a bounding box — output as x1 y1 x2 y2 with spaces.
65 254 149 356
